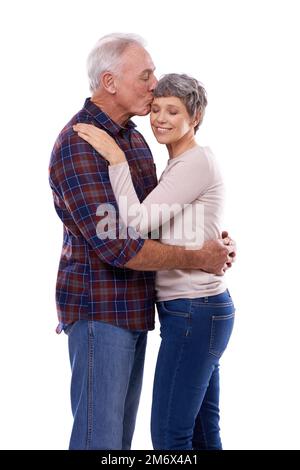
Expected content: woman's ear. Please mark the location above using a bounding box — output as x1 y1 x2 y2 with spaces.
101 72 116 94
193 112 201 128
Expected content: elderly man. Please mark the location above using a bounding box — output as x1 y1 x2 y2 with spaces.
49 33 235 450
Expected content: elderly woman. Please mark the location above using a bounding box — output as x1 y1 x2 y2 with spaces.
74 73 235 450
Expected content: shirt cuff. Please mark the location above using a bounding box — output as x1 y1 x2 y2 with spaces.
108 161 129 172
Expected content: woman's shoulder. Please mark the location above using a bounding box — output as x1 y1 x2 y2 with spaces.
176 145 214 159
197 145 215 159
179 145 215 170
181 146 222 184
196 145 220 169
165 145 216 176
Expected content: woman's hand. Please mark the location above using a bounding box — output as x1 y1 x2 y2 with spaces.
73 123 126 165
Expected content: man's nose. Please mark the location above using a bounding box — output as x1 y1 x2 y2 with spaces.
149 75 158 92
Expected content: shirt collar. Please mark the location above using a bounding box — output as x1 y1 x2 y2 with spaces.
83 98 136 136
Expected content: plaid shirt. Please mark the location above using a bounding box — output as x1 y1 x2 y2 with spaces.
49 98 157 331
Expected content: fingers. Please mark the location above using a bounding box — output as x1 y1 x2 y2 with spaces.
222 261 232 274
222 233 236 254
75 131 111 161
73 124 106 151
220 232 236 272
223 238 236 260
222 247 236 268
77 131 91 144
223 236 235 246
73 123 107 139
222 231 229 239
224 244 235 255
73 123 97 133
73 123 91 136
227 254 233 264
73 125 93 140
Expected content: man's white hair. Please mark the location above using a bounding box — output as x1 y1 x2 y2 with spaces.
87 33 146 93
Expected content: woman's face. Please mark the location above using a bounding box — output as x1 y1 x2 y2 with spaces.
150 96 194 144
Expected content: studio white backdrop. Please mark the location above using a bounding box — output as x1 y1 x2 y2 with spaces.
1 0 299 450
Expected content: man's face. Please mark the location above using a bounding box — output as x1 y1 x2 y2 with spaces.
114 45 157 117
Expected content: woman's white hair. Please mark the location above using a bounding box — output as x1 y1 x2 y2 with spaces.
87 33 146 93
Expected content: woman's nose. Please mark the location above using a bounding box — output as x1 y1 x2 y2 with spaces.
156 113 167 123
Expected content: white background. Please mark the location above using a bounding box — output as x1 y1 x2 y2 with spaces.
1 0 300 450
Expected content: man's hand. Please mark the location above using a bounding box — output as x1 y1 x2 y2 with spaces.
221 231 236 271
193 239 235 275
125 234 236 273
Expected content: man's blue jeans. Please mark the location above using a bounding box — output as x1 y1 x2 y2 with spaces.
64 320 147 450
151 290 235 450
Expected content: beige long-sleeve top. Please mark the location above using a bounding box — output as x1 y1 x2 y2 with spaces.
109 145 226 301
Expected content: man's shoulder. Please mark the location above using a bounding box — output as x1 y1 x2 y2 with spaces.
50 108 96 163
56 107 94 144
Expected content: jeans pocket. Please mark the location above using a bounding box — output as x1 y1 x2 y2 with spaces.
209 312 235 358
63 322 77 337
158 300 190 318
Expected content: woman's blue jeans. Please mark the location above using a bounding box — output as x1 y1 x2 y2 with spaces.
151 290 235 450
